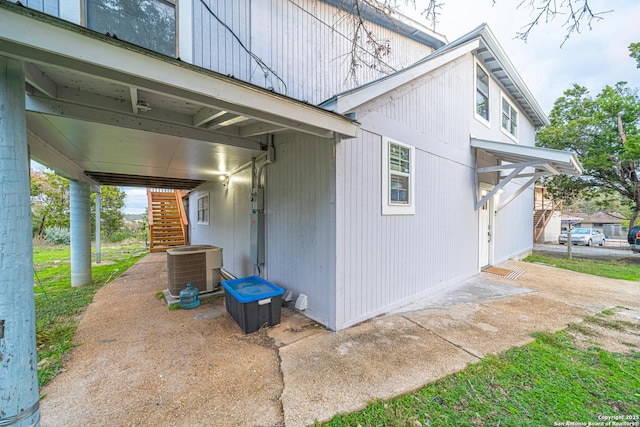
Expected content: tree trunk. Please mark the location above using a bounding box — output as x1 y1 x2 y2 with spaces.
37 214 46 238
630 209 639 229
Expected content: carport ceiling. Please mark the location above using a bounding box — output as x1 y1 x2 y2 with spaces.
0 2 358 186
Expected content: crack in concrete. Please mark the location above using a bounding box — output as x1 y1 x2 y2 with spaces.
401 315 483 360
267 333 286 427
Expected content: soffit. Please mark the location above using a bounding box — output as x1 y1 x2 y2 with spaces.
0 1 358 187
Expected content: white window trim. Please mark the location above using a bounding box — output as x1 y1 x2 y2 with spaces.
382 137 416 215
197 193 209 225
474 61 491 128
500 93 519 142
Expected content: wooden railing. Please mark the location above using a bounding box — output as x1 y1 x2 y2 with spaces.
534 198 562 242
147 188 154 247
174 189 189 245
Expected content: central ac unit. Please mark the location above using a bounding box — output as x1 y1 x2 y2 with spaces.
167 245 223 297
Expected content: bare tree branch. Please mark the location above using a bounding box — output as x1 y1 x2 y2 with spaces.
513 0 611 46
338 0 442 83
340 0 611 82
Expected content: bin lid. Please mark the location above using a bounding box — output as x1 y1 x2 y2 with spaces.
221 276 284 303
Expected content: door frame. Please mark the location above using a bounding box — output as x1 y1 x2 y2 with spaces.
478 182 495 269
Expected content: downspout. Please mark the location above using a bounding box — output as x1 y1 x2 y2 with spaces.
251 135 275 276
256 134 275 188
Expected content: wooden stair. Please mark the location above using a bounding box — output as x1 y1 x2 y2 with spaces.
533 187 562 243
148 189 188 252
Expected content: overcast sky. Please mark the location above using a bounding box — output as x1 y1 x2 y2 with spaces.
122 0 639 213
425 0 640 113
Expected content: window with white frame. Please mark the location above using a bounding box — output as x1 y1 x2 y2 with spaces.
382 137 415 215
197 193 209 225
475 64 490 121
501 96 518 138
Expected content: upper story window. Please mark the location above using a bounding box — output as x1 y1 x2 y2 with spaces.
86 0 176 57
197 193 209 225
382 137 415 215
501 96 518 139
475 64 489 122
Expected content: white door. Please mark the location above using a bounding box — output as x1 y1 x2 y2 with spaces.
478 185 493 268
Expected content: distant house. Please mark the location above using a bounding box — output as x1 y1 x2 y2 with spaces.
1 0 582 333
571 212 627 238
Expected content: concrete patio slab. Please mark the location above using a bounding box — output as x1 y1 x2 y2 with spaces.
38 255 640 427
277 315 478 426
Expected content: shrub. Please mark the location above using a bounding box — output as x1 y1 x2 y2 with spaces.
44 227 71 245
108 230 132 243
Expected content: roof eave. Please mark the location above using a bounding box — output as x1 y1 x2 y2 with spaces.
472 25 549 127
0 1 359 139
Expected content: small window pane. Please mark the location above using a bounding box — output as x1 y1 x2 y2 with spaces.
197 194 209 224
390 144 410 173
390 174 409 204
501 97 518 137
476 65 489 120
86 0 176 57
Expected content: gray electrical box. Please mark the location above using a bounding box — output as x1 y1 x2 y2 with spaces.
250 213 265 264
250 187 264 212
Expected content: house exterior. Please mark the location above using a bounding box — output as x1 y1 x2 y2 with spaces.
0 1 583 421
571 212 627 238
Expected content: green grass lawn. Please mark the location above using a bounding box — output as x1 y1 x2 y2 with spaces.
325 320 640 426
34 241 147 387
525 253 640 281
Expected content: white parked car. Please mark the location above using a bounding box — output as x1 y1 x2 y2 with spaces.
558 228 605 246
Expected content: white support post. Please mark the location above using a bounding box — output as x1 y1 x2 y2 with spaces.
95 188 101 264
70 180 92 287
0 57 41 426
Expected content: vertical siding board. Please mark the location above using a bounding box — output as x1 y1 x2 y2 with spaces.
190 0 435 104
335 55 493 327
264 134 336 326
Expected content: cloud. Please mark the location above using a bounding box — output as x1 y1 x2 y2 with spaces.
122 187 148 214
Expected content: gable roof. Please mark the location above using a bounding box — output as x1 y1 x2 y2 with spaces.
321 24 549 127
570 212 627 224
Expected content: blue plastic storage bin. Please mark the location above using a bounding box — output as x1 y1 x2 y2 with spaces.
221 276 284 333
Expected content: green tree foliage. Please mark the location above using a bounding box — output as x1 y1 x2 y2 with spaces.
30 169 127 241
31 170 70 236
630 42 640 69
537 82 640 225
91 186 126 240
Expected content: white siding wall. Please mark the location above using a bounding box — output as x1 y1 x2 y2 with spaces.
192 0 253 81
191 0 434 105
470 56 539 263
188 169 254 277
265 134 336 328
334 52 539 329
336 129 478 329
493 186 534 263
335 57 479 329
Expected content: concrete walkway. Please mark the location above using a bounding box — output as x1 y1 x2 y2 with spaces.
40 254 640 426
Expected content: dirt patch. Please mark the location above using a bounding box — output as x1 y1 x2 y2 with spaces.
568 307 640 354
